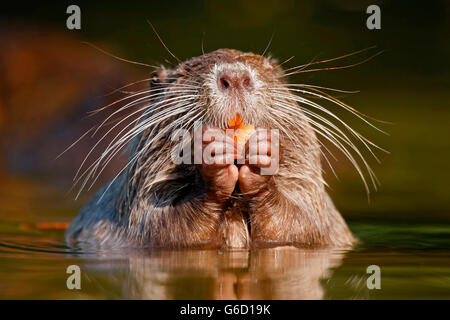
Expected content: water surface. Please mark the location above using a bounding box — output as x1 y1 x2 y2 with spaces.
1 217 449 299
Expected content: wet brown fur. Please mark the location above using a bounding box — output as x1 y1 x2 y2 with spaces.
66 49 356 249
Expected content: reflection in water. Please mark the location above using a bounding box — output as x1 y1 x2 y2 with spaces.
2 219 450 299
84 247 346 300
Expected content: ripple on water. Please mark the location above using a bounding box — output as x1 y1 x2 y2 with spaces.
0 219 449 299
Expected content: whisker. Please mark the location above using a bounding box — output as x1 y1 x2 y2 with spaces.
91 89 199 136
56 126 96 160
272 100 375 193
283 46 377 73
266 106 339 180
271 92 386 163
81 41 157 68
284 50 385 77
74 95 195 179
88 106 201 193
100 77 202 100
73 94 198 187
282 84 359 94
74 103 195 199
93 105 205 201
278 85 392 125
271 87 389 135
102 78 153 97
262 32 275 57
278 55 295 67
147 21 182 64
89 83 201 116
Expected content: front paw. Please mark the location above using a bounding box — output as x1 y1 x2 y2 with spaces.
198 127 239 201
238 128 279 197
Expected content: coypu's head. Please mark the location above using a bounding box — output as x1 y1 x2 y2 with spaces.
73 48 382 197
150 49 292 130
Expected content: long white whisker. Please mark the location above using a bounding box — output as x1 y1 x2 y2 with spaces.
59 87 200 164
271 87 388 135
282 84 359 94
73 94 199 182
271 91 387 158
56 126 96 159
74 101 195 192
92 88 199 136
271 99 378 192
93 106 206 202
98 105 201 181
274 103 371 193
266 106 338 180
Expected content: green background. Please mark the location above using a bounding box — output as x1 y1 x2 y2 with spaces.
1 0 449 221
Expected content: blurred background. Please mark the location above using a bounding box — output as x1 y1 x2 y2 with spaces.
0 0 449 224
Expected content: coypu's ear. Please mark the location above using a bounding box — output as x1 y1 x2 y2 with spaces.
149 67 175 88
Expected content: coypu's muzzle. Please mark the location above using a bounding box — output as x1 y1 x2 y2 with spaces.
217 69 254 94
207 62 261 128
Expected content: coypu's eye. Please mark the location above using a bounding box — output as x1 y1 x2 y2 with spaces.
149 67 175 88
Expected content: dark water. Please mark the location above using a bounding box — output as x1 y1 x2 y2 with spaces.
0 217 449 299
0 0 449 301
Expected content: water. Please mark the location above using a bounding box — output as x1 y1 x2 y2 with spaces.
0 217 449 299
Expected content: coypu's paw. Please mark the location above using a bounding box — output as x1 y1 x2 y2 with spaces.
198 126 240 201
238 165 268 197
239 128 279 197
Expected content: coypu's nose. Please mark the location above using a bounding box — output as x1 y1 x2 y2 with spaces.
218 72 253 93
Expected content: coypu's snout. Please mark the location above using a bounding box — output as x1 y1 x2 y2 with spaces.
206 61 263 127
217 70 254 94
211 62 257 99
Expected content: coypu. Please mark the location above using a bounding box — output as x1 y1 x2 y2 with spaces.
66 48 381 249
